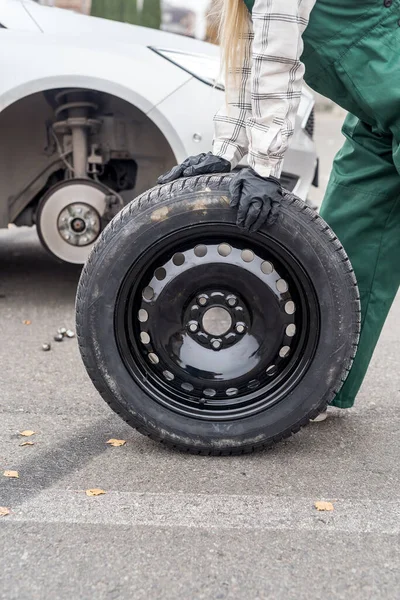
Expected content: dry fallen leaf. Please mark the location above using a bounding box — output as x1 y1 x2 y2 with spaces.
23 320 31 325
20 441 35 447
314 501 334 512
106 439 126 447
3 470 19 479
0 507 10 517
85 488 106 497
19 430 35 437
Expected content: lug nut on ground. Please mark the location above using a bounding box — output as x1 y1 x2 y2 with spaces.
55 327 75 339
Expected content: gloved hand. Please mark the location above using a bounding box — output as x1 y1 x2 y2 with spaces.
158 152 231 184
229 168 283 232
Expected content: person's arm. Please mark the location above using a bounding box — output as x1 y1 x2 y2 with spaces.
247 0 316 177
212 18 254 168
159 0 316 233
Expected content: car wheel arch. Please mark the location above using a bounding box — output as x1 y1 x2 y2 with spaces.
0 74 184 162
0 77 184 226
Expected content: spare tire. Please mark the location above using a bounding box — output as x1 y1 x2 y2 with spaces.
76 174 360 455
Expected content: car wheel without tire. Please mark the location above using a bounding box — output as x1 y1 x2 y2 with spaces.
76 174 360 455
37 179 111 264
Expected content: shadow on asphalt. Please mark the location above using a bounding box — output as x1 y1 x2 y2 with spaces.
0 411 356 510
0 416 126 506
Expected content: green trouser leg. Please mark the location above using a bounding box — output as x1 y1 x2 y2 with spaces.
301 1 400 407
320 117 400 408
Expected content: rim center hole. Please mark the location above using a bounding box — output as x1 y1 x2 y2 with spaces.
202 307 232 337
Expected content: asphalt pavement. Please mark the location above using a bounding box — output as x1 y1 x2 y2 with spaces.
0 112 399 599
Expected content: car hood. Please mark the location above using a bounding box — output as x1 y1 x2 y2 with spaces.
21 0 219 57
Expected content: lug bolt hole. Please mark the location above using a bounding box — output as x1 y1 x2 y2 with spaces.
226 295 237 307
198 294 208 307
236 323 246 334
188 321 199 333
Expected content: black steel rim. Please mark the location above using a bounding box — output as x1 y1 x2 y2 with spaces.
114 224 320 421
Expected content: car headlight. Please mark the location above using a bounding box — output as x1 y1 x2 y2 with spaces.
151 48 225 91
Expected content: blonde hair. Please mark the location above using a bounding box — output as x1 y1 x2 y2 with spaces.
212 0 249 85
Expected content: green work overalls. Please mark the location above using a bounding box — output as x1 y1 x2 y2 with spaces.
244 0 400 408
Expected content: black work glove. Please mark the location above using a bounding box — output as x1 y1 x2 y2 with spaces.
229 167 283 232
158 152 231 184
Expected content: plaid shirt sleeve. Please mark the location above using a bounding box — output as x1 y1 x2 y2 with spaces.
212 17 254 169
213 0 316 178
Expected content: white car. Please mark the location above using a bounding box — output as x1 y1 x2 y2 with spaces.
0 0 318 264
